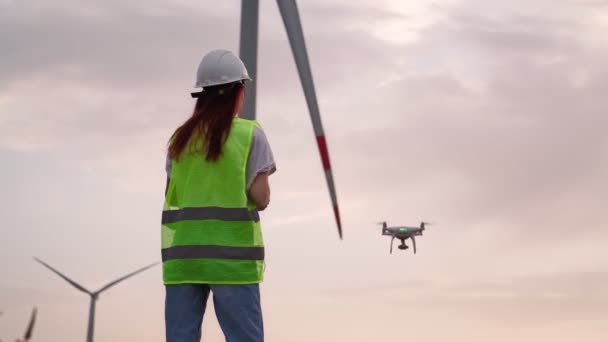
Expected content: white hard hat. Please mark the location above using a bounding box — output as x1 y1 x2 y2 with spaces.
194 49 252 88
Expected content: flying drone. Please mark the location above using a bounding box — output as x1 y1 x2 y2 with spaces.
377 221 431 254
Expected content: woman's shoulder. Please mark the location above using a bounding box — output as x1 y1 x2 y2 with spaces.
250 123 272 152
252 125 268 141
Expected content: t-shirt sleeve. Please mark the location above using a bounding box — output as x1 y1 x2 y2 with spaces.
246 126 277 189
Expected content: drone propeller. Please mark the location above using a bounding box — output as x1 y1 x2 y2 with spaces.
420 221 434 229
374 221 388 235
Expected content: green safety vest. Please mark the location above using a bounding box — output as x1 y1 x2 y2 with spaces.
161 118 264 284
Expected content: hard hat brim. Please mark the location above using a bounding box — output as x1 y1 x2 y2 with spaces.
194 76 252 89
191 78 252 98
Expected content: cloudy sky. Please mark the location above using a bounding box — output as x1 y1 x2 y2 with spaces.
1 0 607 340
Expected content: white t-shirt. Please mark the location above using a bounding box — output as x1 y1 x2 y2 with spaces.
165 126 276 189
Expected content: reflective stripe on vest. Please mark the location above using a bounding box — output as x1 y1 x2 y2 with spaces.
162 207 260 224
162 245 265 261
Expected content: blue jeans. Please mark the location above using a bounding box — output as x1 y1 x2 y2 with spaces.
165 284 264 342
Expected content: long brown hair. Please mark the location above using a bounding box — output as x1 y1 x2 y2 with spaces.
168 82 244 162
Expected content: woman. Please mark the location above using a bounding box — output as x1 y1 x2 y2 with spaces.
162 49 276 342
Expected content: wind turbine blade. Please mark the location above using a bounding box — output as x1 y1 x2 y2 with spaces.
95 262 159 294
23 307 36 341
239 0 259 120
390 235 396 254
277 0 343 239
34 258 92 295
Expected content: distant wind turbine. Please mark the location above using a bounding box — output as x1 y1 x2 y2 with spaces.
34 258 158 342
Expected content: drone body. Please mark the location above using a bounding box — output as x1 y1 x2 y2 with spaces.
379 221 429 254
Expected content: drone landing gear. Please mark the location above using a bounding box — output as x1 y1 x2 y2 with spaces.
390 236 416 254
390 236 410 254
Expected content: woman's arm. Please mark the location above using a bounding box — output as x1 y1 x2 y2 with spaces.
248 172 270 211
